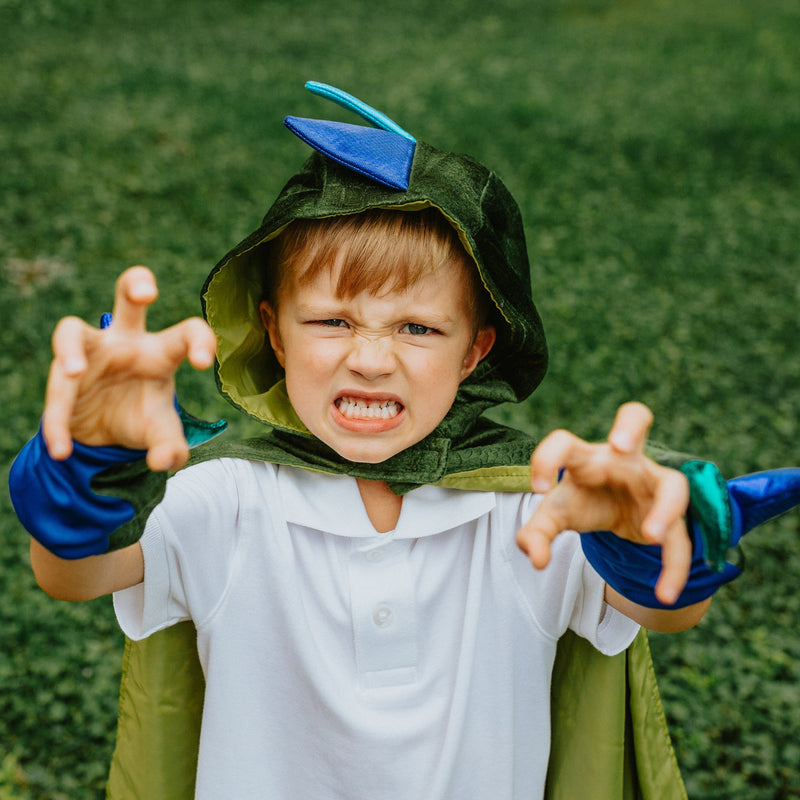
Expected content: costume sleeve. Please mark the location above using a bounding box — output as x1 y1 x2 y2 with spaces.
113 459 246 640
8 406 227 558
581 458 800 609
504 493 639 657
8 426 152 558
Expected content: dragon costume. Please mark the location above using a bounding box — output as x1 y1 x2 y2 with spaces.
10 82 800 798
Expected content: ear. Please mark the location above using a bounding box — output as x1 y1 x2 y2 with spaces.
259 300 286 368
460 325 496 380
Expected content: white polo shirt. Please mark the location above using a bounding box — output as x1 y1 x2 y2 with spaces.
114 459 638 800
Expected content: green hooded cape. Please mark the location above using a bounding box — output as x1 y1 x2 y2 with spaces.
102 88 687 798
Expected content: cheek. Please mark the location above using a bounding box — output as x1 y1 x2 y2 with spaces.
282 338 342 390
407 351 466 407
418 347 473 384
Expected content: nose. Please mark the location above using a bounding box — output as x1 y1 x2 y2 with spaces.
345 334 396 380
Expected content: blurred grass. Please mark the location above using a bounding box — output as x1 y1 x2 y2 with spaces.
1 0 799 797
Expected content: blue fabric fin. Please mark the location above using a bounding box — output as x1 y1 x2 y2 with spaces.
728 468 800 544
304 81 416 142
284 116 415 190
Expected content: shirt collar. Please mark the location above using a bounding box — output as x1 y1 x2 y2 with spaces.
277 464 495 539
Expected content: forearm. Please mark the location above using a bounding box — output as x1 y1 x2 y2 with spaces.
30 539 144 602
605 584 711 633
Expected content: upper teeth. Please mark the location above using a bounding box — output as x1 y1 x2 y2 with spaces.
337 397 401 419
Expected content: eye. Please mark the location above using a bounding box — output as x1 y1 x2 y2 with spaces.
318 318 349 328
401 323 435 336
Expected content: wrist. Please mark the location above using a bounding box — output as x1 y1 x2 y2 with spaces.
581 459 740 610
9 426 147 559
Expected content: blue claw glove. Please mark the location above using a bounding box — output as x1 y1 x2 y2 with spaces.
10 406 227 560
9 428 147 559
581 461 800 609
9 312 227 559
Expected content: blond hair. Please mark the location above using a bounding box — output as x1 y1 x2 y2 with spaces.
263 208 492 327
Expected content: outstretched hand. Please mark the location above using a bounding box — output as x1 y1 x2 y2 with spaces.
42 266 217 472
516 402 692 606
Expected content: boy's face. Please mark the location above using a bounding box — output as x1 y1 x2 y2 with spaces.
260 259 495 464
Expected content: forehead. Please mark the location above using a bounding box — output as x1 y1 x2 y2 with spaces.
269 209 477 295
286 250 475 313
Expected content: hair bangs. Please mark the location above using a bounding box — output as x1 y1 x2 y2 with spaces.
265 208 492 327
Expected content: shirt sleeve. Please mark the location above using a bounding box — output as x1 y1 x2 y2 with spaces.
502 492 640 656
113 458 250 641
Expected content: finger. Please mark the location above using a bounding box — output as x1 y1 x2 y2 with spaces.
51 315 91 377
516 494 571 569
653 520 693 606
43 362 80 460
530 429 593 494
607 401 653 455
142 408 190 472
43 317 92 459
159 317 217 371
640 467 690 544
111 266 159 333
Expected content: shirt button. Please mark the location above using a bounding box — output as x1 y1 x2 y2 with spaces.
365 549 385 563
372 604 393 628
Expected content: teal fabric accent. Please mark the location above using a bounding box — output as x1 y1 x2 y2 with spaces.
679 459 732 572
177 404 228 448
304 81 416 142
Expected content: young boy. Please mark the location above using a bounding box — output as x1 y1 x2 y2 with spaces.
11 83 782 799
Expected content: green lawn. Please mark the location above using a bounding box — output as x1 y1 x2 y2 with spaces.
2 0 799 797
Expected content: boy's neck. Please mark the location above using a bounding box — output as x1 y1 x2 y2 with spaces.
356 478 403 533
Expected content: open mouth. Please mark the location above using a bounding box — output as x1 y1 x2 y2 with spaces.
334 396 403 421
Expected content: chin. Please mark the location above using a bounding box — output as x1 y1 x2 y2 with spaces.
322 433 410 466
337 446 400 465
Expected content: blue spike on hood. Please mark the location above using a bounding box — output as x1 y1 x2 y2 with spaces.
284 116 415 191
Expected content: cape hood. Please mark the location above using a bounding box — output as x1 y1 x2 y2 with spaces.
198 83 549 490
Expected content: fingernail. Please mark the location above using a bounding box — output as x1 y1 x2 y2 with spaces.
646 521 665 542
532 477 551 493
63 357 86 375
194 349 215 367
132 280 155 299
660 586 679 606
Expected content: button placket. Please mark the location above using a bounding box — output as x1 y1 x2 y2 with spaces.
348 540 418 688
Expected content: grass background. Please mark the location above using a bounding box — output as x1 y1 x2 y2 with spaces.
1 0 799 797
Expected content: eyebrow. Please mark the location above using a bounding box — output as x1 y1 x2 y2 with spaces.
293 300 458 327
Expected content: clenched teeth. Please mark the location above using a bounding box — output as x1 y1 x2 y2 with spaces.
336 397 402 420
